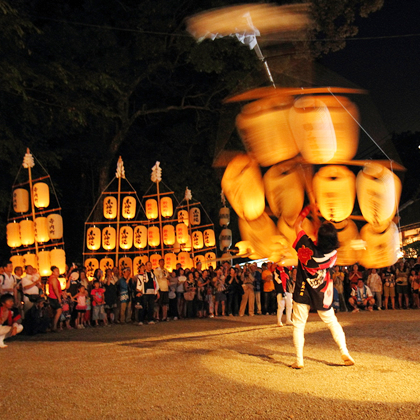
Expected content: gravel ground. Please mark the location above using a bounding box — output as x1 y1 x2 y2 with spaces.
1 310 419 419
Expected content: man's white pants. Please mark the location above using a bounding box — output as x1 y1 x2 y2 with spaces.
277 292 293 325
293 302 349 365
0 324 23 346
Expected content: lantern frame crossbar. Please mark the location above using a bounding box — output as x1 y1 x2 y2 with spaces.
102 191 137 195
12 174 51 188
11 242 65 254
143 191 175 199
8 207 62 222
83 246 217 257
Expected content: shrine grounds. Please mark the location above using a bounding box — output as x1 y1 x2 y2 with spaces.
1 310 419 420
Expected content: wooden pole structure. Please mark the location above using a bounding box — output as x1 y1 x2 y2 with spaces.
156 179 164 258
26 148 39 269
115 157 123 268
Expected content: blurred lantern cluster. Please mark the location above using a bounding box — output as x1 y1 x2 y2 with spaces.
83 158 217 279
6 149 66 277
186 3 404 268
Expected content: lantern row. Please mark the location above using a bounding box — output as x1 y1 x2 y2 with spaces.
13 182 50 213
10 249 66 277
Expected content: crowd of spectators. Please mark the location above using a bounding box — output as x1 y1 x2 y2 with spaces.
1 256 419 347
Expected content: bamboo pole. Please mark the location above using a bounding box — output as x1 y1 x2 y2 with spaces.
26 148 39 270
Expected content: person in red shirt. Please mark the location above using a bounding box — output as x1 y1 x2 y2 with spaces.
0 294 23 348
47 266 62 332
91 280 108 327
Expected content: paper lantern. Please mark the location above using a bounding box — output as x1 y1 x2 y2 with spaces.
235 241 254 256
177 210 189 226
176 223 188 244
7 222 21 248
23 253 37 270
148 226 160 247
192 230 204 250
178 252 192 269
194 255 205 268
160 197 173 218
85 258 100 280
132 256 143 274
122 196 136 219
103 196 117 219
181 235 192 252
120 226 133 250
119 257 132 274
164 253 177 271
277 216 317 245
356 163 401 228
50 248 66 274
333 219 360 266
236 96 298 166
33 182 50 209
163 224 176 246
264 161 304 224
34 217 50 243
173 240 181 254
102 226 116 250
221 153 265 221
145 199 158 220
189 207 201 226
133 225 148 249
38 250 51 277
313 165 356 223
203 229 216 247
204 252 216 270
13 189 29 214
47 214 63 240
100 258 114 273
10 255 24 270
86 227 101 250
359 222 399 268
219 207 230 227
20 219 35 246
219 228 232 251
149 254 161 269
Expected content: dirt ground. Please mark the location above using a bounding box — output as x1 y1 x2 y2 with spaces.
1 310 419 420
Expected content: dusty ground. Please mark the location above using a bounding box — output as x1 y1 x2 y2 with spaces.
1 310 419 419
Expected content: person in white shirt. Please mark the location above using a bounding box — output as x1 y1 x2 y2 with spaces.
21 265 42 314
367 268 383 310
154 259 169 321
349 279 375 312
136 262 160 325
0 261 17 303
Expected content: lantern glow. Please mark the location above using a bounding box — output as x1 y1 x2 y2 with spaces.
145 199 158 220
103 196 117 219
163 224 176 246
20 220 35 246
102 227 116 250
119 226 134 250
134 225 148 249
87 227 101 251
148 226 160 247
122 196 136 219
33 183 50 209
160 197 173 218
47 214 63 240
13 189 29 213
7 222 21 248
34 217 50 243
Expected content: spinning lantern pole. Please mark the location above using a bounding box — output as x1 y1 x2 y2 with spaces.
115 156 125 267
151 162 164 258
23 148 39 266
185 187 194 263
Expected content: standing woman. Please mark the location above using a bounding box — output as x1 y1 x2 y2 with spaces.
47 266 63 332
395 261 410 309
382 266 396 310
176 269 187 319
184 272 196 318
214 268 226 317
226 268 241 316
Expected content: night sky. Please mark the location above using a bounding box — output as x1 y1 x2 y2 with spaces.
321 0 420 134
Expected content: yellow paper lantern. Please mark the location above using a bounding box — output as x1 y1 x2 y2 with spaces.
100 258 114 273
10 255 24 270
122 196 136 219
192 230 204 250
149 254 162 269
219 228 232 251
163 224 176 246
47 214 63 240
86 227 101 250
119 226 133 250
50 248 66 274
203 229 216 247
204 252 216 270
333 219 360 266
235 241 254 256
236 95 299 166
177 210 189 226
359 222 399 268
313 165 356 223
173 240 181 254
164 253 177 271
34 217 50 243
181 235 192 252
85 258 99 281
221 153 265 221
178 252 192 269
132 256 143 274
102 226 116 251
33 182 50 209
119 257 132 274
356 163 402 228
38 250 51 277
176 223 188 244
148 226 160 247
160 197 173 218
103 196 117 219
13 189 29 214
20 219 35 246
189 207 201 226
145 199 158 220
194 255 205 268
7 222 21 248
219 207 230 227
23 253 37 270
277 216 317 245
133 225 148 249
264 161 304 224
